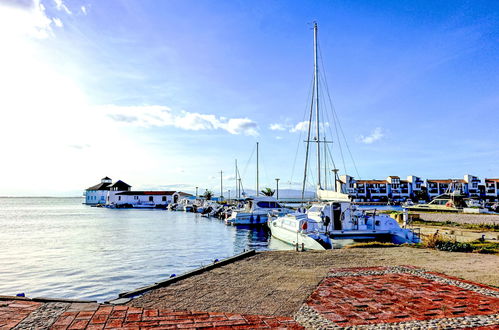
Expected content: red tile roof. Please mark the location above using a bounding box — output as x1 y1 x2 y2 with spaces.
427 179 465 184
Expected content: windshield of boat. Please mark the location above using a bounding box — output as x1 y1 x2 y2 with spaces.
256 201 281 208
308 206 322 213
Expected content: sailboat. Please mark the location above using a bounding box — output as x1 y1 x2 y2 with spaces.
226 142 292 225
268 23 420 250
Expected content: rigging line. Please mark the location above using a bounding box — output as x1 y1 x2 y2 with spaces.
318 70 347 174
318 42 361 179
236 167 246 196
242 144 256 179
302 76 315 201
289 74 315 190
318 43 361 178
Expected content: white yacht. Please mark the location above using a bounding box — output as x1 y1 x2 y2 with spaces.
268 23 420 250
270 195 419 250
225 196 292 225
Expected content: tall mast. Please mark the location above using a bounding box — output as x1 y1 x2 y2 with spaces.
314 22 321 189
235 159 238 200
256 142 259 196
220 170 223 199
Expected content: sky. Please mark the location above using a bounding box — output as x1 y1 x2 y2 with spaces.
0 0 498 197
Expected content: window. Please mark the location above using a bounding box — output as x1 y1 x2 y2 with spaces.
134 196 138 200
149 196 154 202
162 196 166 201
118 196 121 201
256 201 281 208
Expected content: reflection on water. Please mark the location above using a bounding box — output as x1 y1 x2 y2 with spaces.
0 198 272 302
0 198 371 302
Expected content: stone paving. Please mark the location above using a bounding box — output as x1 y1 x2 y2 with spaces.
1 266 498 329
297 266 499 329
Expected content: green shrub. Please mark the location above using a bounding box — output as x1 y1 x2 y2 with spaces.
434 240 473 252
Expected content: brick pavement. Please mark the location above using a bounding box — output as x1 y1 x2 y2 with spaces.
0 300 41 329
301 266 499 328
1 266 498 329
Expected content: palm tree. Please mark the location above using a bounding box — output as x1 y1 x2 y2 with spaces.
203 190 214 200
260 187 275 196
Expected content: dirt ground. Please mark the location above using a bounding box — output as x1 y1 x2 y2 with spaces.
127 247 498 317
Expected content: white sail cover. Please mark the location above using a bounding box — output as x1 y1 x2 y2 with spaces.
317 188 350 202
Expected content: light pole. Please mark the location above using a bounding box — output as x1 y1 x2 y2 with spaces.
228 189 231 202
275 178 280 200
195 186 198 198
332 169 339 192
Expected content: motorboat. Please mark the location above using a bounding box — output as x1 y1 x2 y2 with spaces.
225 196 292 225
270 194 419 250
404 193 467 213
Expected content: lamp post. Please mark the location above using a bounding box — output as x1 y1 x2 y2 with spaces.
228 189 231 202
275 178 280 200
195 186 198 198
332 169 339 192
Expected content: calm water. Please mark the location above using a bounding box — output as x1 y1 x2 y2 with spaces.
0 197 274 302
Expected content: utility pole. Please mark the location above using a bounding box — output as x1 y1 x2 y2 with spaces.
256 142 259 196
220 170 223 200
275 178 280 200
195 186 198 198
228 189 231 202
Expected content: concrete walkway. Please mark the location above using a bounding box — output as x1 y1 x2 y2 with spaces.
1 265 498 329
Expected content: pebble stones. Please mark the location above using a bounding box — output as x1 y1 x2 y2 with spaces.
13 302 70 329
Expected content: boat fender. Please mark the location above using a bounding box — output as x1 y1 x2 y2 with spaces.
445 201 454 207
301 221 308 231
324 216 330 228
16 293 25 297
170 274 176 278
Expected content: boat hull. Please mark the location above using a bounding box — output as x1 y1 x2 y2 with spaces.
269 223 330 250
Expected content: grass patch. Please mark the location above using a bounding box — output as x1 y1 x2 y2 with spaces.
411 219 499 232
345 242 398 249
418 233 499 254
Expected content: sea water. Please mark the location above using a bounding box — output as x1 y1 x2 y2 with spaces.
0 197 270 302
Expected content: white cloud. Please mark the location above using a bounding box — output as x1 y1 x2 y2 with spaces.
52 17 63 27
80 5 87 15
53 0 71 14
290 121 310 133
358 127 384 144
0 0 54 39
102 105 259 136
269 123 286 131
275 136 283 140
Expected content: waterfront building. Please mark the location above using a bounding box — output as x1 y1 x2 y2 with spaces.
386 176 410 200
85 177 115 205
464 174 481 197
110 191 182 207
84 177 192 207
407 175 424 196
485 179 499 200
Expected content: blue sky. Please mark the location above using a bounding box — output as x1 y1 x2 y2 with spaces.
0 0 498 196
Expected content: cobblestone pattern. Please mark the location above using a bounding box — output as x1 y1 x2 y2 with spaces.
50 305 304 329
0 300 41 329
305 266 499 328
13 302 69 329
327 266 499 298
